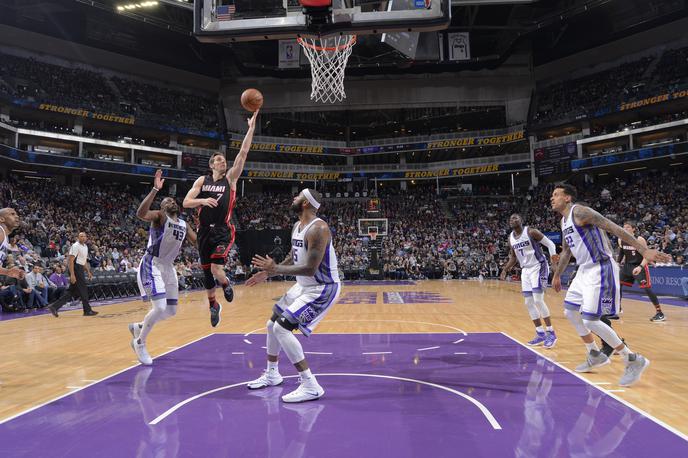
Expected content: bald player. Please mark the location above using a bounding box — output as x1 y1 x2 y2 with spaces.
129 170 197 365
0 208 25 280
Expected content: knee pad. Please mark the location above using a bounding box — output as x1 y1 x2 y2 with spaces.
265 318 281 355
202 268 216 290
524 296 540 320
151 297 167 313
272 321 305 363
564 308 590 337
563 308 579 322
533 293 550 318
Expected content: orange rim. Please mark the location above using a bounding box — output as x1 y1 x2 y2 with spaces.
297 35 357 52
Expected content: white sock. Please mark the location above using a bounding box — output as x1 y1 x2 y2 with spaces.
299 368 314 383
618 346 632 360
535 326 544 333
585 341 600 352
546 326 554 332
267 360 279 371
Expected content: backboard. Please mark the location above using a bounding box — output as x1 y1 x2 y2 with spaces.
194 0 451 42
358 218 389 237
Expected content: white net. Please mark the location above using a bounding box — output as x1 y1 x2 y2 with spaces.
298 35 356 104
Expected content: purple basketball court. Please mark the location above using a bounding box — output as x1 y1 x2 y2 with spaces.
1 332 686 457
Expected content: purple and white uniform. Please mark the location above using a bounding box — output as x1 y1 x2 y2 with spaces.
137 216 187 304
509 226 549 296
273 218 341 336
561 205 619 318
0 226 8 267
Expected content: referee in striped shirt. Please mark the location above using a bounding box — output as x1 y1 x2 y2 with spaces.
47 232 97 317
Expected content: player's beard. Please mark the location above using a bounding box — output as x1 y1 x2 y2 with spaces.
290 201 303 215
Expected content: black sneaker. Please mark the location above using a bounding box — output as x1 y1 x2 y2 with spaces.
223 283 234 303
650 312 666 322
210 302 222 327
83 310 99 316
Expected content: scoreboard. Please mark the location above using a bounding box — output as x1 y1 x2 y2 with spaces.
534 142 577 177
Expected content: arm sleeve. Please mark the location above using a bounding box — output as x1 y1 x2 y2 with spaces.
539 235 557 258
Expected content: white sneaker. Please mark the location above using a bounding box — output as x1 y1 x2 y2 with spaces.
131 338 153 365
619 354 650 387
281 380 325 403
128 322 142 340
247 370 284 390
574 350 610 373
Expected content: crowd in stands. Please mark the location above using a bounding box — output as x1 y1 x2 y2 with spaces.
1 166 687 311
0 178 219 312
0 52 218 133
533 45 688 126
238 169 687 281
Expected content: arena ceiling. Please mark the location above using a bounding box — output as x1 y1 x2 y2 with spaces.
0 0 686 77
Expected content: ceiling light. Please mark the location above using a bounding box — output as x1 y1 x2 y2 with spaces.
117 1 159 12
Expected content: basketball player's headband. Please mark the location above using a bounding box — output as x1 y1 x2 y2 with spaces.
303 189 321 209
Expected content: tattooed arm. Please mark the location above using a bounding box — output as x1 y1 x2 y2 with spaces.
573 206 671 264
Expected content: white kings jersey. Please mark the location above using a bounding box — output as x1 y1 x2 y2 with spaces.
145 216 187 264
0 226 8 266
561 205 613 267
509 226 547 269
291 218 340 287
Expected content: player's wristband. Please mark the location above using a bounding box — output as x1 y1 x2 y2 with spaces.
152 187 160 192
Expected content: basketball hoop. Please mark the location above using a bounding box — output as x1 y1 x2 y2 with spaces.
297 34 356 104
368 228 378 242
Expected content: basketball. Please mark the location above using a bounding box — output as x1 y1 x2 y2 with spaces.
241 88 263 112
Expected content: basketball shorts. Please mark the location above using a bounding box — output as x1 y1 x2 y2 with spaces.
564 260 620 319
198 224 234 267
521 262 549 296
273 282 342 336
138 255 178 304
620 263 652 288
